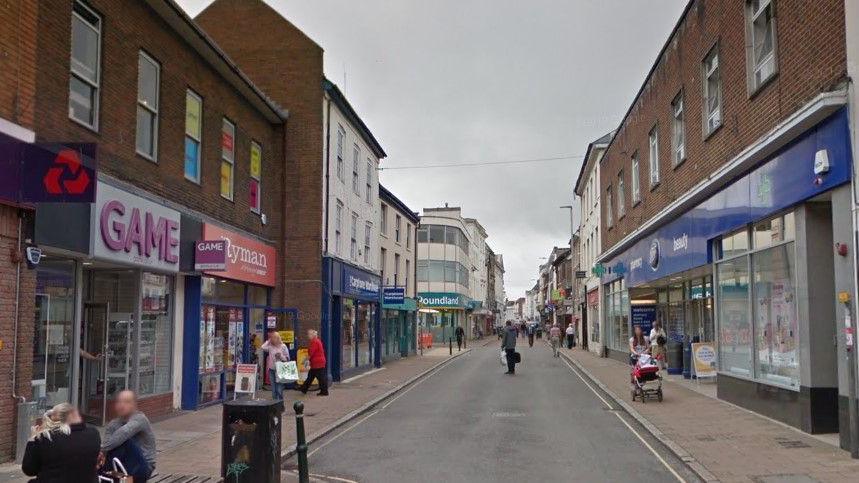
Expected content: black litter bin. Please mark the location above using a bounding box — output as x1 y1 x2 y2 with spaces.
222 399 284 483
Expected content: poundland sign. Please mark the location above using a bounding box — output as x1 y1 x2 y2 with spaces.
418 292 466 308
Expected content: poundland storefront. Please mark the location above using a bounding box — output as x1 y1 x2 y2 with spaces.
600 108 855 438
418 292 469 343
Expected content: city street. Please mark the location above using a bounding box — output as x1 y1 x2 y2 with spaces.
292 341 698 483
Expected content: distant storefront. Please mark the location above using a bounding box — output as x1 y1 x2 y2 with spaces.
418 292 469 343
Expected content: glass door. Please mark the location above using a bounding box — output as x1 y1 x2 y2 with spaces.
105 313 133 409
80 303 108 424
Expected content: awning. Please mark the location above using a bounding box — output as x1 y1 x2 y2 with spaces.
419 308 440 314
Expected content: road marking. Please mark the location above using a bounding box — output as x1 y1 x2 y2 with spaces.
560 357 614 410
309 473 359 483
379 355 459 409
342 367 386 383
307 410 378 458
614 412 687 483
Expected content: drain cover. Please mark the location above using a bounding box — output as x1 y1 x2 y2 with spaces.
491 411 526 418
776 439 812 449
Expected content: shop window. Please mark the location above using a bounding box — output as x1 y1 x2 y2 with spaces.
250 142 262 213
753 212 795 249
69 1 101 129
139 272 172 396
745 0 777 92
717 256 752 377
429 225 445 243
202 276 245 305
33 259 77 407
342 299 355 369
719 229 749 260
752 242 798 387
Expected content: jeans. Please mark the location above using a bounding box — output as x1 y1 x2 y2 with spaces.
505 348 516 373
103 438 153 483
551 337 560 357
566 334 575 349
269 368 285 400
300 367 329 395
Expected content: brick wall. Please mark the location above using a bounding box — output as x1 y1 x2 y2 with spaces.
196 0 326 345
0 206 35 462
600 0 847 251
0 0 38 128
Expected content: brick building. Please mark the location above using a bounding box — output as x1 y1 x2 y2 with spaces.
594 0 854 445
0 0 300 461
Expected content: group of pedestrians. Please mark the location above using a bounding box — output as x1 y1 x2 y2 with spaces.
22 390 156 483
262 328 330 399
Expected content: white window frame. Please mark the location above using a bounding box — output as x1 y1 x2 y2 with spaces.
364 222 372 264
745 0 778 93
395 215 402 243
671 91 686 165
250 141 262 213
703 47 722 135
631 154 640 204
69 1 102 130
350 212 358 260
380 204 388 235
648 126 660 188
406 223 411 248
135 51 159 161
365 160 372 203
220 117 236 201
336 125 345 182
617 171 625 218
335 200 343 255
352 145 361 195
606 185 613 228
184 90 203 184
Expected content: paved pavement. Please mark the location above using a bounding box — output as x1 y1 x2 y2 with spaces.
290 341 698 483
562 345 859 483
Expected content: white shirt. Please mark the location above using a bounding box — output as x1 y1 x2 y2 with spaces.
565 326 575 335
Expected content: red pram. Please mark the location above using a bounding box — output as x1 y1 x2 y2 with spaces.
631 354 663 402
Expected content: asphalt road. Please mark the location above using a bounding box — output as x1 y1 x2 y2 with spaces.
290 339 700 483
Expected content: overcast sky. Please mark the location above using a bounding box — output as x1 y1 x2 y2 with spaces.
178 0 686 300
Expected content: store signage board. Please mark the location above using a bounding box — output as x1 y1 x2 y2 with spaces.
604 108 853 288
92 182 180 272
383 286 405 305
631 305 656 335
418 292 465 309
202 223 276 287
342 265 381 299
194 239 227 271
234 363 258 397
0 134 97 204
691 343 717 379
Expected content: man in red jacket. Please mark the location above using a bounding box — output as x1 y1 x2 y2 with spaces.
300 329 329 396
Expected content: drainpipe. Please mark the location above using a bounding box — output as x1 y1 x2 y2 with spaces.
11 212 25 403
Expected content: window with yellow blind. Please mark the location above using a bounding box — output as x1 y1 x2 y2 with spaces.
250 141 262 213
220 118 235 200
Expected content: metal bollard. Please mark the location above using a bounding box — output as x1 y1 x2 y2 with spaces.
449 337 453 355
294 401 310 483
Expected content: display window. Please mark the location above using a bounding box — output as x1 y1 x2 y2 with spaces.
33 259 77 408
340 298 376 370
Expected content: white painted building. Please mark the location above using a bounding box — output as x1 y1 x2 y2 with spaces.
573 131 612 355
321 79 384 273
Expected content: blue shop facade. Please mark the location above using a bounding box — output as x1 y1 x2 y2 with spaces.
322 257 382 381
600 107 856 439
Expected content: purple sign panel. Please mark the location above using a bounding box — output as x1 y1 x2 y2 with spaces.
0 132 97 204
194 239 227 271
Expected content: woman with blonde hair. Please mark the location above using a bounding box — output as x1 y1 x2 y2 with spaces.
262 330 291 400
22 402 101 482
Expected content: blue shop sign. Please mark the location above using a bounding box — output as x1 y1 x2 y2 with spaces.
382 286 405 305
342 265 381 300
631 305 656 335
605 108 852 287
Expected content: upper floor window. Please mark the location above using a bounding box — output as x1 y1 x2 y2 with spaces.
631 154 640 204
352 145 361 195
335 200 343 254
184 90 203 183
220 118 235 200
746 0 777 91
380 204 388 234
605 185 613 228
69 1 101 129
617 171 625 218
406 223 411 248
136 51 159 160
648 126 660 187
336 125 345 182
250 142 262 213
395 215 402 243
350 212 358 260
364 222 372 264
703 47 722 135
671 91 686 165
365 161 372 203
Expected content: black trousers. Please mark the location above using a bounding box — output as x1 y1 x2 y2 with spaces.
300 367 329 394
566 334 575 349
505 348 516 373
528 334 534 347
456 336 463 350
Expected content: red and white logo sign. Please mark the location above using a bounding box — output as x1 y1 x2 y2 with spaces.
43 148 91 195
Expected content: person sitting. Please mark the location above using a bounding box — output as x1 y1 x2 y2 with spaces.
22 403 101 483
101 390 156 483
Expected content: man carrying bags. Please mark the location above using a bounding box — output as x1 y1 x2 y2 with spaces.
502 320 519 375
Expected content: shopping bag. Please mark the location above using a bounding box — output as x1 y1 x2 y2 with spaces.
513 352 521 363
500 350 507 365
276 360 299 383
98 458 133 483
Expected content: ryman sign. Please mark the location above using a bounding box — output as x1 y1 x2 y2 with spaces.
92 182 180 272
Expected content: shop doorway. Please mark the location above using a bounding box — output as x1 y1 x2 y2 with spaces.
79 303 133 425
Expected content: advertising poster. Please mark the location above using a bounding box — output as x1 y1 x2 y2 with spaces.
692 342 717 378
296 348 310 386
234 363 257 395
279 330 295 346
630 305 656 336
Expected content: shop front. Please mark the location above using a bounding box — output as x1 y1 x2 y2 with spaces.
586 288 600 354
32 180 181 423
417 292 468 343
381 287 418 361
180 223 278 410
323 258 382 381
600 109 853 435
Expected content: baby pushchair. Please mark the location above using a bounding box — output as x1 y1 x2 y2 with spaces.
631 353 663 403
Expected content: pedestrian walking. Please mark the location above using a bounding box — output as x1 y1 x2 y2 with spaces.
22 403 101 483
628 325 651 365
262 330 290 400
549 323 562 357
565 323 575 349
502 320 518 374
649 319 668 369
527 323 535 347
299 329 329 396
455 325 465 351
101 390 157 483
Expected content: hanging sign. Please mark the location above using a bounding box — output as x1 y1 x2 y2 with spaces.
194 239 227 271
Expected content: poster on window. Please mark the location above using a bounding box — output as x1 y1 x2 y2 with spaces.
205 307 215 371
234 363 257 395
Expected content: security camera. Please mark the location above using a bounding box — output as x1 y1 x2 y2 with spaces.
261 213 267 226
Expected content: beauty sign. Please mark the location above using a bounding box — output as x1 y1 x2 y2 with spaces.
202 223 277 287
92 182 180 272
691 342 717 379
194 240 227 271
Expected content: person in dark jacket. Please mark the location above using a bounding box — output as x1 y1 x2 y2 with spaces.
300 329 329 396
22 403 101 483
455 325 465 351
502 321 518 374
